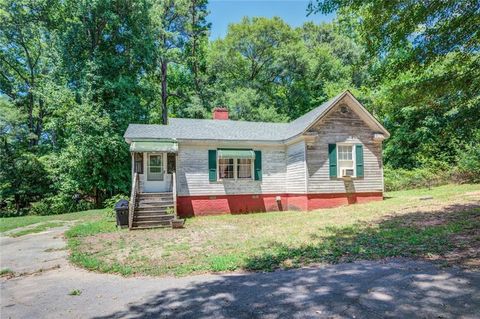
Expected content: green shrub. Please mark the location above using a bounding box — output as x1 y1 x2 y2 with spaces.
30 200 51 216
75 199 95 212
103 194 129 217
0 197 29 217
3 192 127 217
453 132 480 183
30 195 94 216
0 206 29 218
384 166 452 191
104 194 129 209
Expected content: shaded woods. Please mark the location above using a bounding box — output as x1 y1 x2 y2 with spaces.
1 0 479 215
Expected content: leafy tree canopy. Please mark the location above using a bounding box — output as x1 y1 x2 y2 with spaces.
1 0 478 214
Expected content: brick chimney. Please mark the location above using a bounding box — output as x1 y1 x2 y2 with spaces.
213 107 229 120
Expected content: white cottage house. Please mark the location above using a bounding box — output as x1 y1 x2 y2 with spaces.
124 91 389 229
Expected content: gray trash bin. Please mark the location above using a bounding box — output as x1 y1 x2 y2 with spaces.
114 199 129 228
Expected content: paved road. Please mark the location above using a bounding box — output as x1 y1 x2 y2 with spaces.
1 226 479 319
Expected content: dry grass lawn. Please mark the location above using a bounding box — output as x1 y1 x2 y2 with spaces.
67 184 480 276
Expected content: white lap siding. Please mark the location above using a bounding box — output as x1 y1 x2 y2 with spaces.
176 100 384 197
306 104 384 193
176 143 287 196
286 140 307 193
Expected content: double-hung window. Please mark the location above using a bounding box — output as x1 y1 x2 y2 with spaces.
209 149 261 182
218 158 253 180
237 158 252 179
337 144 355 177
328 143 364 179
218 158 235 179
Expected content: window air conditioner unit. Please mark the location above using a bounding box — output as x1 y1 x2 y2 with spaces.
341 168 355 177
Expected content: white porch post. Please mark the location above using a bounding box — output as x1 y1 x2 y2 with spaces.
131 152 134 182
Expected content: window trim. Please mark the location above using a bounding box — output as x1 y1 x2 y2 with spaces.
217 157 254 181
336 143 356 178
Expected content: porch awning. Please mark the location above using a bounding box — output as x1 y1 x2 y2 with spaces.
130 141 178 153
218 149 255 159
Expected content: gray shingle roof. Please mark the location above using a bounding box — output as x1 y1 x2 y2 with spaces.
124 92 344 142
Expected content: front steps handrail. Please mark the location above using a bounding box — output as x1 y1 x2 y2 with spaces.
172 171 177 219
129 173 139 230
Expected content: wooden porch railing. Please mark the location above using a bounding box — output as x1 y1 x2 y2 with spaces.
172 171 177 219
129 172 139 230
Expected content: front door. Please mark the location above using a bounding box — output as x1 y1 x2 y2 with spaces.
143 153 171 192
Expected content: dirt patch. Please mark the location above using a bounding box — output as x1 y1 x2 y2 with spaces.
384 200 480 269
44 247 66 253
442 227 480 269
381 201 480 228
466 191 480 197
79 229 214 269
0 270 14 279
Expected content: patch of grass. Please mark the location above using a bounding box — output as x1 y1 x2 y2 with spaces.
0 209 107 233
69 289 82 296
244 209 480 271
65 217 118 238
66 184 480 277
9 222 65 237
0 268 14 277
68 239 134 276
208 254 242 272
66 216 132 275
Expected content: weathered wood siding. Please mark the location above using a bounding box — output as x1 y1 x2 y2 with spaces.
174 96 384 196
177 144 287 196
286 140 307 193
306 100 384 193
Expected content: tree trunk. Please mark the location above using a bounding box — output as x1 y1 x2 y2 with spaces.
14 194 21 214
94 187 100 208
28 88 35 147
35 98 44 144
191 0 200 94
161 60 168 125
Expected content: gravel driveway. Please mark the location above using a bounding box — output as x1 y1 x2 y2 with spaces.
1 226 479 319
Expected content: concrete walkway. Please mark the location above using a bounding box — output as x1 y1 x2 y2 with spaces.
1 226 479 319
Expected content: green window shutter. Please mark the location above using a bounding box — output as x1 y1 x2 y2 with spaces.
328 144 337 178
356 144 364 177
208 150 217 182
254 150 262 181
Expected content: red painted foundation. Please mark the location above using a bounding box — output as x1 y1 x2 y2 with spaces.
176 192 383 217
